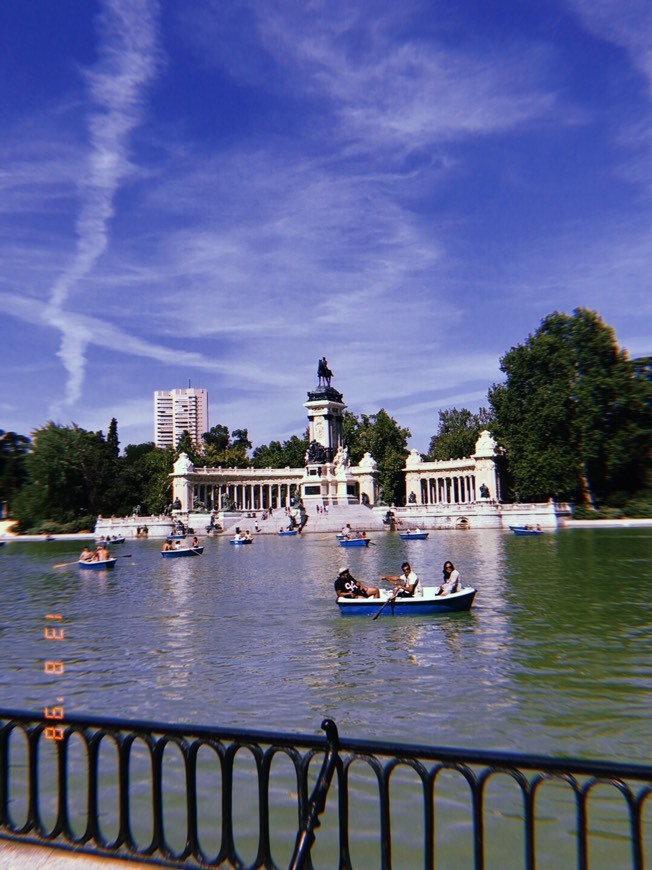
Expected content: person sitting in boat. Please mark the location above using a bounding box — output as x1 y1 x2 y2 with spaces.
80 546 94 562
341 524 352 538
191 536 200 548
95 543 110 561
437 561 461 595
334 567 380 599
162 540 172 551
244 529 252 540
381 561 422 598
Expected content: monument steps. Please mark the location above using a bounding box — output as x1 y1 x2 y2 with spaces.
219 503 388 535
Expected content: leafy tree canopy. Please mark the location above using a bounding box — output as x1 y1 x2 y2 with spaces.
252 433 309 469
488 308 651 505
0 429 31 514
12 422 113 529
428 407 494 460
202 424 230 452
200 423 251 468
343 409 411 505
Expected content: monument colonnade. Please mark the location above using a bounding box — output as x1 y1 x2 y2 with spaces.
175 466 305 513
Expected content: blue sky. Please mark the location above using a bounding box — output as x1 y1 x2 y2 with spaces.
1 0 651 453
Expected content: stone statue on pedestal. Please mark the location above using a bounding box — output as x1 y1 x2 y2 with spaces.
332 444 349 475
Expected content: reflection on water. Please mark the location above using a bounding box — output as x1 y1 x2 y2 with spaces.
0 529 650 763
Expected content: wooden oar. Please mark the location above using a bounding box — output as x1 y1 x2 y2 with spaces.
53 555 132 568
372 591 398 620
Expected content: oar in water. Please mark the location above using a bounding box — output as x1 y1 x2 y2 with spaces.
53 555 132 568
372 591 398 621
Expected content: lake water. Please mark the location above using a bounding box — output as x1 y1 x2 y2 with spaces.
1 527 649 762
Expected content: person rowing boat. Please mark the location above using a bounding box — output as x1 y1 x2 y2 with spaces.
380 561 422 597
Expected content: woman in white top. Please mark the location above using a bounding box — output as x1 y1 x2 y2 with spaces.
438 561 461 595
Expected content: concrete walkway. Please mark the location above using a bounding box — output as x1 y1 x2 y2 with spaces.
0 838 153 868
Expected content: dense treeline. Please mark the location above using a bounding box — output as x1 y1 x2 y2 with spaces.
488 310 651 514
1 309 649 531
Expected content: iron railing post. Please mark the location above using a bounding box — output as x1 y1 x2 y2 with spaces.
289 718 339 870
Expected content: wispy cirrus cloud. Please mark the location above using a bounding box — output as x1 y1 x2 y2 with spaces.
569 0 652 89
46 0 162 415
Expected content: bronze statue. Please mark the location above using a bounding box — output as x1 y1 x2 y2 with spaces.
317 357 333 387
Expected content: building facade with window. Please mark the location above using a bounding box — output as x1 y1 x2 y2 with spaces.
154 388 209 449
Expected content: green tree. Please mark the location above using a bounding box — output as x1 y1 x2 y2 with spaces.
139 446 176 514
12 422 111 530
343 409 411 504
428 408 494 460
0 430 30 516
202 424 230 452
488 309 651 505
111 441 157 516
176 430 200 464
201 424 251 468
106 417 120 459
231 428 252 450
252 433 309 468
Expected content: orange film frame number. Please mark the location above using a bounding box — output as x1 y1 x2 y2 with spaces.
43 613 67 736
45 727 65 741
44 705 64 719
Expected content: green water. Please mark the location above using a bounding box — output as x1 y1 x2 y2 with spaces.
0 527 649 866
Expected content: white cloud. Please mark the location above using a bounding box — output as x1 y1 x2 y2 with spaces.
46 0 162 414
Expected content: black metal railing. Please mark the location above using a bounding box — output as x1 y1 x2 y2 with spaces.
0 709 650 868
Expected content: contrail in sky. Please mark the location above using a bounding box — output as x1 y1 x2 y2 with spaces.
47 0 161 417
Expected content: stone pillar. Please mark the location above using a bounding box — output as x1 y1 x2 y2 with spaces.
474 431 501 502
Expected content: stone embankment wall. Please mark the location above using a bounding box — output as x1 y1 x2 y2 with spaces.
95 501 563 537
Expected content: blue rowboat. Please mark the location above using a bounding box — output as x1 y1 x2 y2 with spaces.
338 538 370 548
337 586 476 616
278 530 298 536
230 538 253 545
399 531 429 540
78 558 117 570
161 546 204 558
167 534 186 541
509 526 543 536
96 536 126 545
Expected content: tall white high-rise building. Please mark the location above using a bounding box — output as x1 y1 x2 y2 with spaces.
154 388 209 449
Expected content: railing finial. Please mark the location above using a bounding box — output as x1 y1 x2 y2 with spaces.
321 718 339 747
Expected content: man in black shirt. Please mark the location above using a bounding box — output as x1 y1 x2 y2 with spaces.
334 567 380 599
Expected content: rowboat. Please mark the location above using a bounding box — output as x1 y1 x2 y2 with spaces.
338 538 370 548
161 546 204 558
337 586 476 616
96 535 126 545
509 526 543 536
230 538 253 545
399 531 429 540
167 533 186 541
78 558 117 570
278 530 298 536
